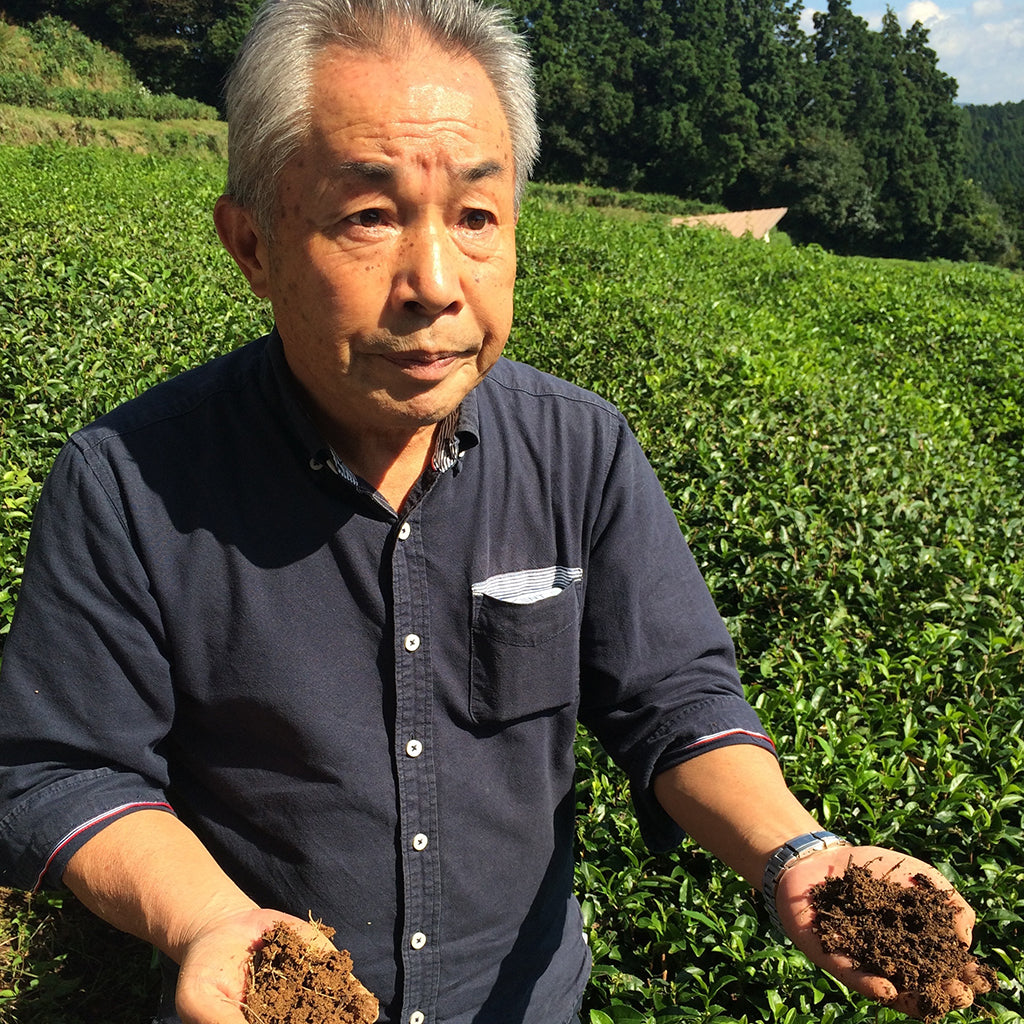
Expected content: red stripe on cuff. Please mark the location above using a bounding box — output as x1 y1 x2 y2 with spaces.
682 728 777 753
34 800 174 892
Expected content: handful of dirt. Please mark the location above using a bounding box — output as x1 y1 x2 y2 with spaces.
810 862 997 1021
244 921 379 1024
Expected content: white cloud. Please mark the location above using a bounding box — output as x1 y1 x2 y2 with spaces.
906 1 946 24
921 2 1024 102
972 0 1004 18
850 0 1024 103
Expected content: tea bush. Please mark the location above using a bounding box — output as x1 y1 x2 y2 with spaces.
1 145 1022 1023
510 204 1024 1023
0 16 219 121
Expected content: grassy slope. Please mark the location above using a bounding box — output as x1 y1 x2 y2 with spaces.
1 144 1022 1022
0 16 131 92
0 102 227 159
0 16 225 159
0 101 227 159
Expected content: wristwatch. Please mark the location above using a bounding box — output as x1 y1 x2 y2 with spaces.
761 830 850 934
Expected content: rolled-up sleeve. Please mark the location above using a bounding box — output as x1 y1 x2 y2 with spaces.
578 418 775 851
0 438 176 890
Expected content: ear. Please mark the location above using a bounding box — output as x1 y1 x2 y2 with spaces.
214 194 271 298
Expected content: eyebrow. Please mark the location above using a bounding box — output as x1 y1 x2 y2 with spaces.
329 159 508 185
460 160 506 184
331 161 394 182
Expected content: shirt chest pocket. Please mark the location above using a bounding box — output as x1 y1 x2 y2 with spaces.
469 567 582 725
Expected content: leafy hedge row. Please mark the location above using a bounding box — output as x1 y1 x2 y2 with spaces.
1 145 1022 1023
0 16 219 121
511 205 1024 1023
526 181 728 218
0 72 219 120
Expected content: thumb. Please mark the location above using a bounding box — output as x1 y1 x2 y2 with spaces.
175 909 320 1024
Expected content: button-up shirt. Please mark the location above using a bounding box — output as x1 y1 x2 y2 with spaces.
0 330 774 1024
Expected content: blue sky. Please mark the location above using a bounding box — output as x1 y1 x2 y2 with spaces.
801 0 1024 105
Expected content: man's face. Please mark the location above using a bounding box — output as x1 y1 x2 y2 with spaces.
229 40 518 444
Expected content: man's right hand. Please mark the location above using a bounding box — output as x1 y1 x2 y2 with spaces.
63 811 340 1024
175 907 339 1024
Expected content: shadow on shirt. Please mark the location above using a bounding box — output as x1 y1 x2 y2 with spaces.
470 791 585 1024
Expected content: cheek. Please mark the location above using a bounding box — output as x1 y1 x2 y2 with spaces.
476 248 516 320
273 244 363 309
478 288 514 365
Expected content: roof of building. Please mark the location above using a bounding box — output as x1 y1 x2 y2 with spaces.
671 207 788 240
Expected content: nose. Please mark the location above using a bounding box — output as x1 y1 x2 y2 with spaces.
393 217 464 317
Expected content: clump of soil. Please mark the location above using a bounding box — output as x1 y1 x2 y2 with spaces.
244 921 379 1024
810 862 997 1022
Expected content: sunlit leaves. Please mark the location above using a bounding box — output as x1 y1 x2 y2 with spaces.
512 200 1024 1020
1 148 1022 1021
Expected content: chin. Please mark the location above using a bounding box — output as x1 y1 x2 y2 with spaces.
388 383 477 425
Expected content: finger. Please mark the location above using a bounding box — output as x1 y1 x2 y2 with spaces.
887 989 927 1019
836 967 899 1004
946 978 977 1009
886 978 976 1021
962 960 996 995
949 894 976 945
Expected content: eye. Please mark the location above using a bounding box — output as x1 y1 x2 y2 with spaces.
461 209 493 231
346 209 387 228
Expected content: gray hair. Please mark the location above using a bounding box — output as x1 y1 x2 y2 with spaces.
222 0 539 235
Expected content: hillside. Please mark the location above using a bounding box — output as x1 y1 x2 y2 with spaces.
0 14 131 89
961 101 1024 239
962 101 1024 197
0 100 228 159
0 14 219 118
0 14 225 156
1 143 1022 1023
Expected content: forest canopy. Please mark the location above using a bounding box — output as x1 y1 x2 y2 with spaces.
1 0 1020 265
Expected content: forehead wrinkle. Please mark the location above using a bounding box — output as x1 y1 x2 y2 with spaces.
327 158 509 188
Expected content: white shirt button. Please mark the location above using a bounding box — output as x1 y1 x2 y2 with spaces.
406 739 423 758
398 522 411 540
412 832 429 851
409 1012 425 1024
404 633 421 652
410 931 427 949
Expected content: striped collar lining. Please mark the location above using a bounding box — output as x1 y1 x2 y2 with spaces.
327 406 463 485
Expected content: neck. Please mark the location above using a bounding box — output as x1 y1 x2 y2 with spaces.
327 422 437 512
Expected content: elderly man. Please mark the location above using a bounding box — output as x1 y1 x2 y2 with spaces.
0 2 981 1023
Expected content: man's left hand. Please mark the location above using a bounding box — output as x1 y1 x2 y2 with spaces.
774 844 985 1019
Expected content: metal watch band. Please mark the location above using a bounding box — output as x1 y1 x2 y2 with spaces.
761 830 849 934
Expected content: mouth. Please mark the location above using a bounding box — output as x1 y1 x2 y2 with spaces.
380 349 471 381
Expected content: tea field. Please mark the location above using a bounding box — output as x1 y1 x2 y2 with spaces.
1 145 1022 1023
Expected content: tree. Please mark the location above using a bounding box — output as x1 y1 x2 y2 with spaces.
725 0 819 208
771 127 879 252
961 101 1024 197
863 10 963 256
938 178 1019 266
806 0 968 258
509 0 639 186
0 0 258 106
510 0 758 199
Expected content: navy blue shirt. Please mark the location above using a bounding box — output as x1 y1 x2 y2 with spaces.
0 331 774 1024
